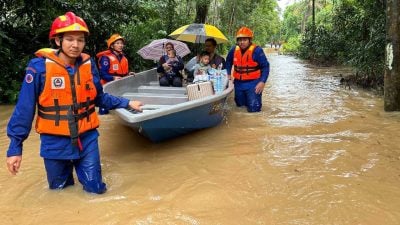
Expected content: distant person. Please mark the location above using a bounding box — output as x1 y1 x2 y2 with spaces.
5 12 143 194
96 34 135 114
157 43 184 87
225 26 270 112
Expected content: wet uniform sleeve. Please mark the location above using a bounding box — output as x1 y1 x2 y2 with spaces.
6 59 43 157
225 47 235 76
91 59 129 109
98 56 114 82
254 46 270 83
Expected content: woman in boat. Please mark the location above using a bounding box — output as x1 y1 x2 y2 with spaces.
157 42 184 87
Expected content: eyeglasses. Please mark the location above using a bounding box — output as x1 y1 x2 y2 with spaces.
166 47 173 50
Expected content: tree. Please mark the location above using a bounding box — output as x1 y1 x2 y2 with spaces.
384 0 400 111
195 0 211 23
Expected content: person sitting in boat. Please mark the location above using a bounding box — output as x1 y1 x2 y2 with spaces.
157 43 184 87
164 50 180 79
96 34 135 114
192 51 212 83
185 38 225 82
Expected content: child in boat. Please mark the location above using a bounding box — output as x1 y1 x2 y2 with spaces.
164 50 180 79
192 51 212 83
157 48 184 87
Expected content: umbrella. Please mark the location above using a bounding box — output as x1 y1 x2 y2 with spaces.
137 38 190 60
169 23 228 44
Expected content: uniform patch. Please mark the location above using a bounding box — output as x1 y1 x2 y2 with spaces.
103 61 108 66
25 73 34 84
113 64 119 70
51 77 65 89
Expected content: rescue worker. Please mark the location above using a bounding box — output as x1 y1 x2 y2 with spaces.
5 12 143 194
225 27 270 112
96 34 135 114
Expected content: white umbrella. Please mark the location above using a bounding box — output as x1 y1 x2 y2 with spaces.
137 38 190 60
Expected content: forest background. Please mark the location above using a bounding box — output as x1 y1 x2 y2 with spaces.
0 0 385 104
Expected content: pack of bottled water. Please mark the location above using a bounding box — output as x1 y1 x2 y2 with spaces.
209 65 227 94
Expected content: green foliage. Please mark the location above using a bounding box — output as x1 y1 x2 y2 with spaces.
248 0 280 45
300 25 344 65
1 0 280 104
331 0 385 79
281 0 385 85
282 35 301 54
281 2 305 41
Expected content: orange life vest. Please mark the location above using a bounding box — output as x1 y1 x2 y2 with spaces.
96 49 129 79
232 44 261 80
34 48 100 141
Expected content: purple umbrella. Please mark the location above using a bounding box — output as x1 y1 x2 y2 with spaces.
137 38 191 60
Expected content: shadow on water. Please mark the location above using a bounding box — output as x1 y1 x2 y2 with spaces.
1 54 400 224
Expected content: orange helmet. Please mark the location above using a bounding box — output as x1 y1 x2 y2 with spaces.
49 12 89 39
107 34 125 48
236 27 254 39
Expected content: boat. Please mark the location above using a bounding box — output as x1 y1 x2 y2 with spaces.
103 68 233 142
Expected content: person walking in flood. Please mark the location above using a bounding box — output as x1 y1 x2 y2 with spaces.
225 27 270 112
5 12 143 194
96 34 135 114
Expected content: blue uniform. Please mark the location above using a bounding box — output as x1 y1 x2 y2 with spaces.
225 45 270 112
6 53 129 194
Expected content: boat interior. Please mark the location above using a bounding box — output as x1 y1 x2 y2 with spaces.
103 69 227 115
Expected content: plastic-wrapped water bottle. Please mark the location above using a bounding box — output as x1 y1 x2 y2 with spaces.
208 68 215 81
216 74 222 93
215 64 224 93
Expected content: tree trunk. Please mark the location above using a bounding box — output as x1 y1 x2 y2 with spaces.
195 0 211 23
384 0 400 111
166 0 175 34
228 4 235 36
301 0 312 33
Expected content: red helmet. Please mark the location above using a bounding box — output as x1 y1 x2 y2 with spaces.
49 12 89 39
236 27 254 39
107 34 125 48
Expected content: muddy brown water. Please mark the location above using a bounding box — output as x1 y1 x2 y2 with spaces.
1 54 400 224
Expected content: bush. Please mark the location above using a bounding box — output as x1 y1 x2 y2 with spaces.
282 35 301 55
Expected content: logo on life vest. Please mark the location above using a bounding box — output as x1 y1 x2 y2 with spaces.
25 73 33 84
112 64 119 70
51 77 65 89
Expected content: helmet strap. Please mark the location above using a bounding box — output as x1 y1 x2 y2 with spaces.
57 36 65 54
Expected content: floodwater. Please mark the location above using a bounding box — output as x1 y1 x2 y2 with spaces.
1 54 400 225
